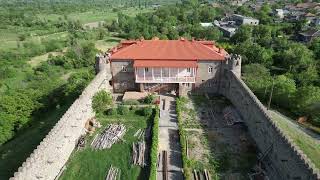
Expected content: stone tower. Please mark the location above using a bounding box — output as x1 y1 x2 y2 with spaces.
227 54 242 78
95 53 107 74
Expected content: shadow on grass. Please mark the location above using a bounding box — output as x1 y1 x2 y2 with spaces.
0 100 73 179
137 108 156 180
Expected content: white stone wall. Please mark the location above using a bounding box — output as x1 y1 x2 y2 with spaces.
10 63 111 180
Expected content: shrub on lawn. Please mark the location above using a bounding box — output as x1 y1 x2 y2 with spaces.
106 108 117 116
92 90 112 114
144 94 156 104
142 106 153 117
117 105 129 115
149 106 159 180
122 99 140 105
176 97 192 179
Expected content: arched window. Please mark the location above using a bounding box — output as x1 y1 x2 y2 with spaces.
121 66 127 72
208 66 213 73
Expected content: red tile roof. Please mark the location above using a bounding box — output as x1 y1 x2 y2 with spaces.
133 60 197 68
109 39 226 61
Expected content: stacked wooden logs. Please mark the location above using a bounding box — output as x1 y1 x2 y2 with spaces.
105 165 120 180
134 129 145 139
76 135 86 150
91 124 126 150
132 141 146 166
193 169 210 180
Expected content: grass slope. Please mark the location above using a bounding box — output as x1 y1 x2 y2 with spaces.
270 111 320 169
60 110 151 180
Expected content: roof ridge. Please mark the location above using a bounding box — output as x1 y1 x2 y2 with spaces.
195 40 226 58
110 39 226 61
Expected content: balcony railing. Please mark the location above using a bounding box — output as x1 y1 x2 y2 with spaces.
135 76 196 83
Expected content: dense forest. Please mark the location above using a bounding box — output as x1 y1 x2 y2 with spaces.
107 1 320 126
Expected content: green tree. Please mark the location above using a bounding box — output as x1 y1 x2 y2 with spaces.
64 71 94 97
252 25 272 47
233 41 273 66
117 105 129 115
255 4 272 24
92 90 113 114
295 86 320 125
243 63 272 100
0 113 16 145
144 94 156 104
296 65 319 86
276 42 314 73
309 37 320 59
236 5 254 17
0 91 39 129
231 25 252 44
273 75 297 109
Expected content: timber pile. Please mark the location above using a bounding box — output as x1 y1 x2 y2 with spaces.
76 135 86 150
193 169 210 180
105 165 120 180
134 129 145 139
132 141 146 166
163 151 168 180
91 124 126 150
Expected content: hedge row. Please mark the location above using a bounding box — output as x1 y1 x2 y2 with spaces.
176 97 192 179
149 106 159 180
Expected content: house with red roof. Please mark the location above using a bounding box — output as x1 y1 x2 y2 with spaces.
108 37 237 95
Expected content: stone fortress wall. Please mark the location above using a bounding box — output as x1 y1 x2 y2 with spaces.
9 52 320 180
10 56 111 180
219 55 320 180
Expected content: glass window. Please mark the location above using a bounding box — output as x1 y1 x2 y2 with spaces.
145 67 149 72
121 66 127 72
187 68 191 73
208 66 213 73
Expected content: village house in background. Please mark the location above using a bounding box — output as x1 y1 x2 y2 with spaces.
299 28 320 42
210 14 259 37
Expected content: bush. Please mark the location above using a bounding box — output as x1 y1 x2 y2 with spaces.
92 90 113 114
144 94 156 104
176 97 191 179
149 107 159 180
142 106 153 117
122 99 140 105
64 71 94 97
117 105 129 115
106 108 117 116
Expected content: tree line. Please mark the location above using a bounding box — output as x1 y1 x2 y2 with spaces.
108 0 320 126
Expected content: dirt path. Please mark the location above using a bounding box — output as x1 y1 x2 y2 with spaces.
157 95 184 180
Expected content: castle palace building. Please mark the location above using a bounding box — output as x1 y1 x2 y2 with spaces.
108 37 239 96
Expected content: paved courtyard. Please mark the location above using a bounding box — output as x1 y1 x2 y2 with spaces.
157 94 183 180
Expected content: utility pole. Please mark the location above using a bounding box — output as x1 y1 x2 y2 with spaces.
267 76 275 110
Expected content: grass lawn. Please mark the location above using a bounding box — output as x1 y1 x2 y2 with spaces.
270 111 320 169
95 36 122 52
60 110 152 180
39 7 153 24
0 101 73 179
28 51 65 67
